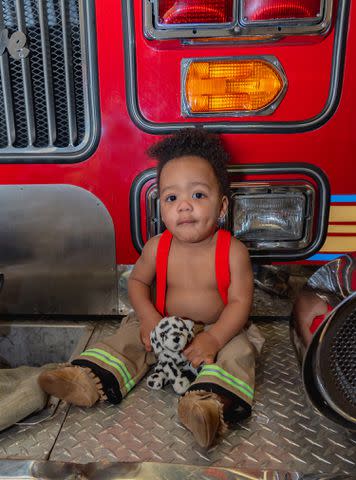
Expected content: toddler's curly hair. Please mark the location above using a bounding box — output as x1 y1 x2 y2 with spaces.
147 129 231 198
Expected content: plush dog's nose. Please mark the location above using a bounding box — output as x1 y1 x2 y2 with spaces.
173 336 180 344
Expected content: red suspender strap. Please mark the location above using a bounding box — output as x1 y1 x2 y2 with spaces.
155 229 173 316
215 229 231 306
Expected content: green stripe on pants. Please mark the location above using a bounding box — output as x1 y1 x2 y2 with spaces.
197 365 254 400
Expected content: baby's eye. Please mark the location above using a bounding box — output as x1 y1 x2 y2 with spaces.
165 194 176 202
192 192 206 199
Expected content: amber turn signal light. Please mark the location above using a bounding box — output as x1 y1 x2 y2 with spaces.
183 58 286 115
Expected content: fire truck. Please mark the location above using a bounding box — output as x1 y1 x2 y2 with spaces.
0 0 355 478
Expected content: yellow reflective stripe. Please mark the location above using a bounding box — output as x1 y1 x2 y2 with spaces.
321 236 356 252
81 348 135 391
84 348 133 387
198 365 253 400
329 206 356 222
328 224 356 233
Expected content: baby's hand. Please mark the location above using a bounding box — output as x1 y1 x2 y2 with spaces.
140 318 160 352
183 331 220 368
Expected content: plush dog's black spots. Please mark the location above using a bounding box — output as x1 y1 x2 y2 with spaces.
146 316 198 394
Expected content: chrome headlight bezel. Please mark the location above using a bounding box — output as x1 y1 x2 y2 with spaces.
228 181 315 251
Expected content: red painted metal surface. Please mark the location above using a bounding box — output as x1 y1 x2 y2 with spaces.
0 0 355 265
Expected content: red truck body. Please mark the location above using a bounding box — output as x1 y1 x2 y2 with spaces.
0 0 355 313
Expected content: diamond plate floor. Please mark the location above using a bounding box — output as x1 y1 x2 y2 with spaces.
49 319 356 477
0 402 69 460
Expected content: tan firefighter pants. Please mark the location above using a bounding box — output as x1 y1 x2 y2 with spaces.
72 312 264 419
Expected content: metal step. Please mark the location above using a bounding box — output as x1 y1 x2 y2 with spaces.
0 318 355 476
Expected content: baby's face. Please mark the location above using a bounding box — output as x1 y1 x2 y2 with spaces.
159 155 228 244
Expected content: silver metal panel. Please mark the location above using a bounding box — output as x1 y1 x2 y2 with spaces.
49 319 356 476
0 185 117 315
117 265 133 316
0 321 94 367
0 459 350 480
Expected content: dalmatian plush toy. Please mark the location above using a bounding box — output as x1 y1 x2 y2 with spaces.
147 316 198 395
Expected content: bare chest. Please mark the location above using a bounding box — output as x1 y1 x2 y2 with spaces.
166 246 217 291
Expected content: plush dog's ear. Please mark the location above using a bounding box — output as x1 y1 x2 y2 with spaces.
150 327 163 354
185 319 195 332
184 319 195 343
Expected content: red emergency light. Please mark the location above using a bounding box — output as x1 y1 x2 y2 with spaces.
242 0 322 22
158 0 234 25
147 0 332 39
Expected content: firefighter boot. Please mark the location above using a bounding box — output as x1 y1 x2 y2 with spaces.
177 390 227 448
38 366 103 407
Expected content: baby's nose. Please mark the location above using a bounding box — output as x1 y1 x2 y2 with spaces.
177 199 192 211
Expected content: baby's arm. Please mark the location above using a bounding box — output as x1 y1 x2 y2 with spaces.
184 238 253 367
128 236 162 351
208 237 253 348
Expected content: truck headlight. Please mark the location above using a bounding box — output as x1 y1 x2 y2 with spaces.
229 182 315 250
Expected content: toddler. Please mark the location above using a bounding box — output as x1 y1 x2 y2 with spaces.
39 129 263 448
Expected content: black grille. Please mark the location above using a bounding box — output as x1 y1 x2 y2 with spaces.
329 309 356 407
0 0 86 150
317 297 356 420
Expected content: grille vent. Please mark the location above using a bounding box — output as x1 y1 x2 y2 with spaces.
329 309 356 407
0 0 95 158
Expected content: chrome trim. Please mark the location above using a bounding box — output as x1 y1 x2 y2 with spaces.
60 0 78 147
144 0 333 40
181 56 287 118
146 183 163 239
15 0 36 146
153 0 238 31
182 35 280 46
239 0 332 35
38 0 57 146
0 3 16 147
144 0 238 39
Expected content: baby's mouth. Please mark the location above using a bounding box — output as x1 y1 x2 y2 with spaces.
177 219 196 226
